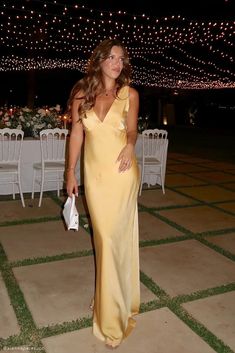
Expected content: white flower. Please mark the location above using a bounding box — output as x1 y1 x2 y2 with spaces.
0 105 62 137
22 107 31 112
37 109 46 116
34 123 46 129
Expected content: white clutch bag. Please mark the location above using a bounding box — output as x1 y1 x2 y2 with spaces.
62 194 79 231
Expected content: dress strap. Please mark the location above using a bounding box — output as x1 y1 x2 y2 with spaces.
117 86 129 112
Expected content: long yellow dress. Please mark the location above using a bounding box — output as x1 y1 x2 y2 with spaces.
82 86 140 347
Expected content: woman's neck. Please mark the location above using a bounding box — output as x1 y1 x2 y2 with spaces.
98 84 117 97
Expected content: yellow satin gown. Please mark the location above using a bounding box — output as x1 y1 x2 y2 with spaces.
82 86 140 347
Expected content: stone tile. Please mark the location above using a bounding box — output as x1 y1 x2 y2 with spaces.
207 233 235 254
140 239 235 296
165 173 207 187
175 157 213 164
0 273 20 338
0 221 93 262
188 171 235 184
177 185 235 203
138 189 197 209
167 152 213 164
167 163 210 173
12 256 155 329
183 291 235 351
158 205 235 233
0 198 61 223
140 282 158 303
215 201 235 214
139 212 183 241
225 182 235 191
167 152 186 159
197 161 235 170
42 308 216 353
13 256 95 327
166 159 182 165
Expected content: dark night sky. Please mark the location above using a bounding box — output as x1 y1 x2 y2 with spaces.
82 0 234 18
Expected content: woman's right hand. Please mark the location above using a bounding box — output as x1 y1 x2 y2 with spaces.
66 170 79 197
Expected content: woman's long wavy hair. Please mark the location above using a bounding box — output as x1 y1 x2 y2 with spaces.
67 38 132 118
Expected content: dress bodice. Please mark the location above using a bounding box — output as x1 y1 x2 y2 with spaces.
82 86 129 133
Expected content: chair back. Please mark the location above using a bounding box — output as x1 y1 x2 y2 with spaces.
39 128 68 163
142 129 168 161
0 128 24 164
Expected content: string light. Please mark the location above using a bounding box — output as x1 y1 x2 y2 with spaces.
0 0 234 89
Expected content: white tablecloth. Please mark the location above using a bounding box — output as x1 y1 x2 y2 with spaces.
0 135 168 195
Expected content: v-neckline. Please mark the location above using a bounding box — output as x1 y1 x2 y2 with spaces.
93 96 117 123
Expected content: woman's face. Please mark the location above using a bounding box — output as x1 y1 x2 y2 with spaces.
100 45 125 80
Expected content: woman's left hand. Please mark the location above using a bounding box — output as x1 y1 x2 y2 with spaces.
116 144 134 172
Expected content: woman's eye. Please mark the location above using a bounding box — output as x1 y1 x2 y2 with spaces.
106 56 124 63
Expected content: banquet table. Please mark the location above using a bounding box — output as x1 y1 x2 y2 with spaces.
0 135 168 195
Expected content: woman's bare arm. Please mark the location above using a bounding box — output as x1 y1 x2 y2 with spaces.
66 94 84 196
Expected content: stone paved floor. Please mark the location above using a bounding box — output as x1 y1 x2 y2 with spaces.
0 152 235 353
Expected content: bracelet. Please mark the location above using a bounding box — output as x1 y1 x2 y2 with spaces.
67 167 75 171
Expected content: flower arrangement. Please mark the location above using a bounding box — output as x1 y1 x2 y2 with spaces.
0 105 63 138
138 115 149 133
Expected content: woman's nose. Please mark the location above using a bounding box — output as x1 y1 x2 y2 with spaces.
113 57 122 65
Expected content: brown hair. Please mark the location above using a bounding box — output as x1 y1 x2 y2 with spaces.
67 38 132 118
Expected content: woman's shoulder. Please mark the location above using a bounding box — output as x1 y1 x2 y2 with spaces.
119 85 138 98
128 86 139 101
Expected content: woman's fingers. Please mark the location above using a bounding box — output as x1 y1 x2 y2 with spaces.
117 145 134 172
67 185 78 197
118 158 132 172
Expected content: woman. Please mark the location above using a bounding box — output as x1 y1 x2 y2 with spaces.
66 38 140 349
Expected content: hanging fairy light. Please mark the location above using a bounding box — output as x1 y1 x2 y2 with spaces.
0 0 234 89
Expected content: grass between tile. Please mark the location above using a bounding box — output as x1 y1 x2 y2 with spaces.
139 200 235 263
0 216 61 228
195 236 235 262
38 317 93 339
10 249 94 268
140 270 235 353
0 244 46 352
165 182 235 210
1 176 235 351
169 303 234 353
139 235 191 248
172 282 235 304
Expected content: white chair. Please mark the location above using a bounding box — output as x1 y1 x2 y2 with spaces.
0 128 25 207
138 129 168 196
31 128 68 207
